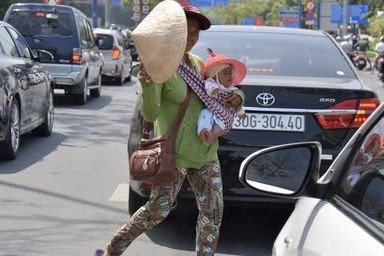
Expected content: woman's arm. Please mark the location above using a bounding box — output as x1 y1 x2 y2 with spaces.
225 88 245 111
138 70 163 122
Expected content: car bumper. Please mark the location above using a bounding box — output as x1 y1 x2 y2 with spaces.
101 60 122 78
41 63 87 88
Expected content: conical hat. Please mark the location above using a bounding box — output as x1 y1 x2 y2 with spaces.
131 0 187 83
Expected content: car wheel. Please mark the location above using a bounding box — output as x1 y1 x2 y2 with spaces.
75 77 87 105
128 186 147 215
90 73 102 98
32 87 54 136
0 100 21 160
126 63 132 82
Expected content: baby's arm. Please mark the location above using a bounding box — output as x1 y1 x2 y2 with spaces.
205 78 221 97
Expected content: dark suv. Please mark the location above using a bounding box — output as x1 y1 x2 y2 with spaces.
4 3 103 105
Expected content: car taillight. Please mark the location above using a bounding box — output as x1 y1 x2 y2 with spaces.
35 12 45 17
112 46 121 60
72 48 82 64
315 98 380 130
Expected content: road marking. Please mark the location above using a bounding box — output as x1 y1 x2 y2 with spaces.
110 183 128 202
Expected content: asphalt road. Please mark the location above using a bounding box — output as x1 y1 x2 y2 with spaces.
0 70 382 256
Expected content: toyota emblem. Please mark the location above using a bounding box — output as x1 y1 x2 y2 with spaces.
256 93 275 106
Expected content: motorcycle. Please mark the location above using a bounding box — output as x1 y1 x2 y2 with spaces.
376 54 384 83
347 50 371 70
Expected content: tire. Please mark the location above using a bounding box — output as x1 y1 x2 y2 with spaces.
128 186 147 215
75 78 87 105
90 73 102 98
32 87 54 136
0 100 21 160
126 62 132 82
127 97 144 156
116 67 124 86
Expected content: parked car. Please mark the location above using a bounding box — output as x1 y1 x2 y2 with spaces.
93 27 132 85
0 21 54 160
4 3 103 105
127 25 380 215
239 101 384 255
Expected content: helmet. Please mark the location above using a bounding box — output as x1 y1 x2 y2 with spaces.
380 36 384 42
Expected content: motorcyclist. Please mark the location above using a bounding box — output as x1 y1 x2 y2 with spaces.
375 36 384 55
374 36 384 72
350 35 372 70
338 36 353 54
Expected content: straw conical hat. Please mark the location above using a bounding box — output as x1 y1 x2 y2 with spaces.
131 0 187 83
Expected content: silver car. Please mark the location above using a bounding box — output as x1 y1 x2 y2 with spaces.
93 28 133 85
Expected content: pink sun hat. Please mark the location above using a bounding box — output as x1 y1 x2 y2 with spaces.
201 48 246 86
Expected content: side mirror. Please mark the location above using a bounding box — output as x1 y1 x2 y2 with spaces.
128 42 135 49
130 63 141 77
239 142 322 196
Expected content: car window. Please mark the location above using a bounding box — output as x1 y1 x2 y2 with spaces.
95 34 114 50
84 19 95 45
6 27 31 59
0 26 20 58
116 33 125 48
193 30 356 79
7 11 72 37
77 15 88 46
339 117 384 226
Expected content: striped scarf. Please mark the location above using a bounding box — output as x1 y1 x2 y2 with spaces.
177 60 235 134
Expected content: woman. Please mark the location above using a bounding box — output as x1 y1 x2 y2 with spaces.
96 4 244 256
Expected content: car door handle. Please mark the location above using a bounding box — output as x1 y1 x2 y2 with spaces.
14 68 21 74
283 236 293 248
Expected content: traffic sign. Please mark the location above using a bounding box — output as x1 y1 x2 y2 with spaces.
331 4 368 25
111 0 121 6
188 0 228 7
278 10 300 28
305 0 315 12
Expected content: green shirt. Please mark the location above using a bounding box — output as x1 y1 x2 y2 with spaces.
139 53 245 169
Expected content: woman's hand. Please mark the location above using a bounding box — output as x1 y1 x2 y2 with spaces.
225 93 242 108
138 63 152 83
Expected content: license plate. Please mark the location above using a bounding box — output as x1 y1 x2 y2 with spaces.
358 60 365 64
232 113 305 132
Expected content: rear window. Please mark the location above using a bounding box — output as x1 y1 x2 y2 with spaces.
94 34 114 50
7 11 73 37
193 30 356 79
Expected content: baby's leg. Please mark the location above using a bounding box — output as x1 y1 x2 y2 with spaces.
205 123 224 144
199 129 211 144
197 109 214 143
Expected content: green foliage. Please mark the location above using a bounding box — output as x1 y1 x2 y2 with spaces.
204 0 289 25
0 0 15 20
367 14 384 37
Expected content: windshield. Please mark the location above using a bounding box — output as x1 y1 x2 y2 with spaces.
193 30 356 79
7 11 73 37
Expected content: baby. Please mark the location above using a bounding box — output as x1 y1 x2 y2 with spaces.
198 48 246 144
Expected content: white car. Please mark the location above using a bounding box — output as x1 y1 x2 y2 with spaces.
93 28 133 85
239 102 384 255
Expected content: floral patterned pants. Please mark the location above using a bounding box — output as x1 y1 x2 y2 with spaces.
106 160 223 256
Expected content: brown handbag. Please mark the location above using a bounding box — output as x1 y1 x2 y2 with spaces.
129 90 191 184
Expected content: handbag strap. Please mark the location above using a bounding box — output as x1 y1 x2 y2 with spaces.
142 89 191 140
